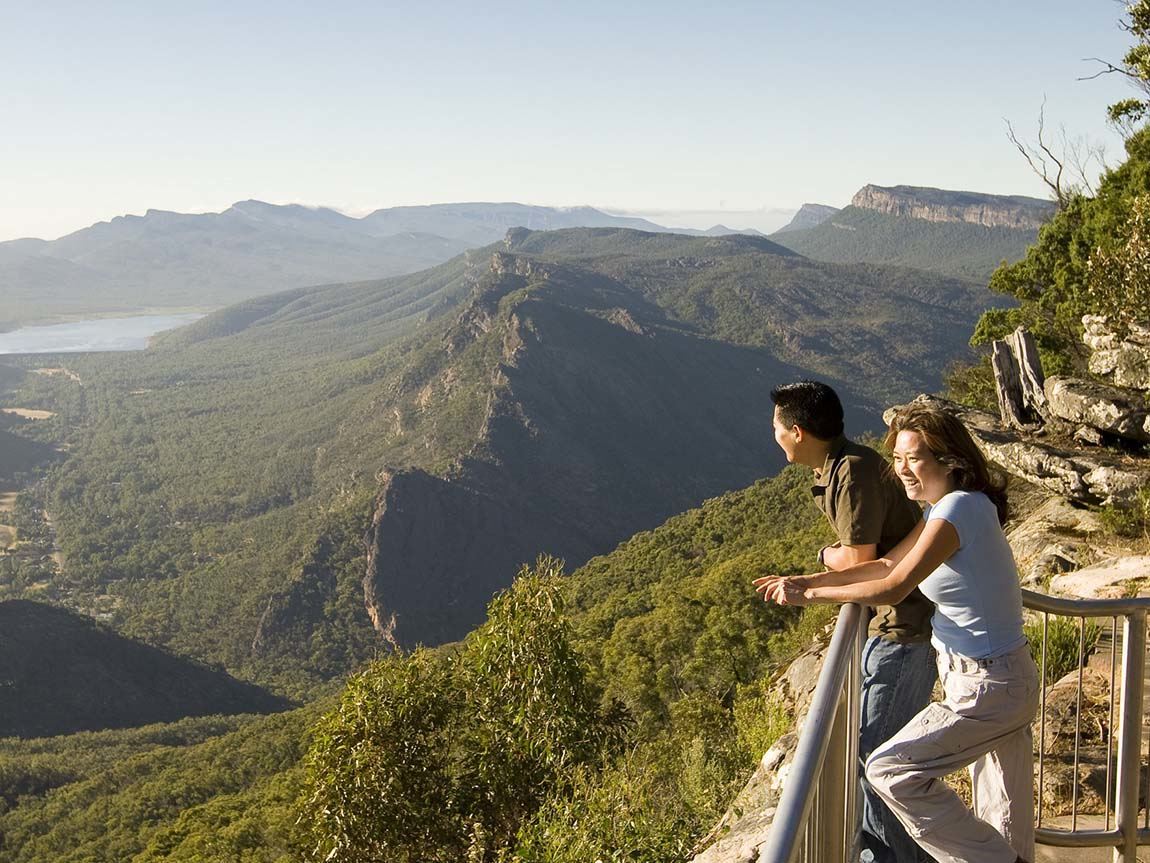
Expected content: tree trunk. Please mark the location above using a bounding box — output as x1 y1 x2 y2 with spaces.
1006 326 1048 419
992 339 1030 429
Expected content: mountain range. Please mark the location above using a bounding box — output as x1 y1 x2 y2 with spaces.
0 202 759 328
12 226 1012 696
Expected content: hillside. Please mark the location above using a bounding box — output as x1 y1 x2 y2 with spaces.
773 185 1054 282
774 205 1040 282
0 601 289 737
772 203 839 234
4 227 1008 694
0 464 830 863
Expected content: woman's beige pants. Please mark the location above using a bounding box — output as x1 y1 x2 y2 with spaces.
865 642 1040 863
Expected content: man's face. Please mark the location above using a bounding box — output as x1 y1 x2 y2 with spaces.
772 406 799 463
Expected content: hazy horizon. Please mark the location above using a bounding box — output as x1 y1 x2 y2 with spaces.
1 0 1136 243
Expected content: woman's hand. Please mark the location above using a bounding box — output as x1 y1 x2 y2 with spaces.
752 574 814 605
778 579 813 605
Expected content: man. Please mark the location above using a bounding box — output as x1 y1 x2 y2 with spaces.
762 381 936 863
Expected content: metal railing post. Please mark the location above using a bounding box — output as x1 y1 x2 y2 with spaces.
759 603 864 863
1114 611 1145 863
815 687 850 863
845 619 865 858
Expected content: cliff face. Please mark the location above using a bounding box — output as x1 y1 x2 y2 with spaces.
360 255 792 646
851 184 1055 230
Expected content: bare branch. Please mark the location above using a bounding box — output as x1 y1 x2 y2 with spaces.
1004 101 1107 206
1078 57 1138 82
1005 103 1070 208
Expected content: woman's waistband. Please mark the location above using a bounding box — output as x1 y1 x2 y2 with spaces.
936 638 1031 673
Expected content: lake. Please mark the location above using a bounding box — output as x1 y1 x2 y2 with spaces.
0 313 206 354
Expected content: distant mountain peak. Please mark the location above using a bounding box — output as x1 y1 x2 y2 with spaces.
773 203 840 234
851 184 1055 229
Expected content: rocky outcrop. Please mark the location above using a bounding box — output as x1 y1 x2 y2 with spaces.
1083 315 1150 390
851 184 1055 230
1006 496 1103 585
1050 555 1150 599
1044 376 1150 443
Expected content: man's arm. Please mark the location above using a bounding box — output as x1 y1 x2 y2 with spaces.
822 542 877 570
783 519 958 607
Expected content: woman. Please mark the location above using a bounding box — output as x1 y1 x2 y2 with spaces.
754 404 1039 863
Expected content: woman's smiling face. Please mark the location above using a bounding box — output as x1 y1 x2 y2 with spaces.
892 429 954 503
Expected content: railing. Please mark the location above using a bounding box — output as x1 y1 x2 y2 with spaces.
758 602 866 863
760 592 1150 863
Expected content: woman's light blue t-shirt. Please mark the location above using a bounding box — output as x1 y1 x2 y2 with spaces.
920 490 1025 660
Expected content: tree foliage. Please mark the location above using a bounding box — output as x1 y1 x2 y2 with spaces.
299 558 625 863
972 127 1150 369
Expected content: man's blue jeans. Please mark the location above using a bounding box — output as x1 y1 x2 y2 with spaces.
860 635 937 863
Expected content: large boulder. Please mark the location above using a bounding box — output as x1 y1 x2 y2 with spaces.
1044 376 1150 443
1083 315 1150 391
1006 496 1103 585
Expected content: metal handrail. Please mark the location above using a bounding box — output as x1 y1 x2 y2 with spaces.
758 603 865 863
761 591 1150 863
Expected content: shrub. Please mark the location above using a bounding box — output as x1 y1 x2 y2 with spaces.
1026 615 1103 685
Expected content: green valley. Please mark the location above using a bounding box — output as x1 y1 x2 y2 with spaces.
0 228 1007 698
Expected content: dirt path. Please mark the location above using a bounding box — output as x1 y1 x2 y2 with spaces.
31 367 82 385
1 407 55 420
0 488 16 553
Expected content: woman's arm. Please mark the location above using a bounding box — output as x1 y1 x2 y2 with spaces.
752 520 927 600
784 518 958 607
753 556 892 603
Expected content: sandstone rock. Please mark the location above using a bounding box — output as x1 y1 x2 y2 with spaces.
1044 376 1150 442
1082 315 1150 390
1050 556 1150 599
885 395 1148 506
1082 315 1119 352
850 185 1054 229
1008 497 1100 585
1074 425 1105 447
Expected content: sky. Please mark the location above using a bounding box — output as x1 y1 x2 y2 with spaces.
0 0 1140 241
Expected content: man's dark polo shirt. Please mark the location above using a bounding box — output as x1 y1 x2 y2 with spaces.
812 435 932 643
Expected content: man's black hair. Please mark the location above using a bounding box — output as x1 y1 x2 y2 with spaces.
770 380 844 441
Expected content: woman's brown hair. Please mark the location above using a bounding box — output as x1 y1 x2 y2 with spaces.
884 403 1009 525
